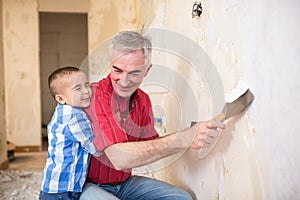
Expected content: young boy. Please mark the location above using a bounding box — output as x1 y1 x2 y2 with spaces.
39 66 100 200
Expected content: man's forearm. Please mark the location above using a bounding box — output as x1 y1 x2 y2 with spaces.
104 120 224 170
104 130 190 170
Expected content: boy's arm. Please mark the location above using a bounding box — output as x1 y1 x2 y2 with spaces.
66 112 100 155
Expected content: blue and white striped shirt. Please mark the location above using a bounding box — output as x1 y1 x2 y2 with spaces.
40 104 99 193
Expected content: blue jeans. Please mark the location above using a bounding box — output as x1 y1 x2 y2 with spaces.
39 191 81 200
79 176 192 200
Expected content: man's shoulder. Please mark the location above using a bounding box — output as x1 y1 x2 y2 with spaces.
134 88 152 108
136 88 148 96
91 76 112 93
135 88 150 99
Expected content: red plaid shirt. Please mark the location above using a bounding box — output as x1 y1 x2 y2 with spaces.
85 74 159 184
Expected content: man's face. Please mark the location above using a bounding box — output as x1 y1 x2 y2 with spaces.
110 49 150 99
57 71 92 108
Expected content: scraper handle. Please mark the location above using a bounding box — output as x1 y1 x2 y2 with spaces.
198 112 225 159
213 112 225 122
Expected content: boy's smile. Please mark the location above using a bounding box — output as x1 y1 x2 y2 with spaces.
56 71 92 108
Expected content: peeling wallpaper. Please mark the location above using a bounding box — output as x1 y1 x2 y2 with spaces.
131 1 268 199
133 0 300 199
237 1 300 199
134 0 299 199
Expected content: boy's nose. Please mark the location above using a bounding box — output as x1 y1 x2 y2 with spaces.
83 86 90 94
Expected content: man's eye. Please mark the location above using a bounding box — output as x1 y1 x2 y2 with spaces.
129 72 140 77
85 82 90 87
133 72 140 76
112 66 122 73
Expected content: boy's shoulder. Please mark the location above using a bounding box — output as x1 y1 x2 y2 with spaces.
53 104 86 122
56 103 82 113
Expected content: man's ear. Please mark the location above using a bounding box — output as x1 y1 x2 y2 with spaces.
55 94 66 104
144 63 152 77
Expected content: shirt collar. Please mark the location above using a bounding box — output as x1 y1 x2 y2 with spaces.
107 73 139 111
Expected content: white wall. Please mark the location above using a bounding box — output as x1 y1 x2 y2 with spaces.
133 0 300 199
239 1 300 199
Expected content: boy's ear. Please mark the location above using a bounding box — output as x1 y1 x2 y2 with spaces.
144 63 152 77
55 94 66 104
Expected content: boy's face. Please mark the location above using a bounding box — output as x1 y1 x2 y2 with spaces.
55 71 92 108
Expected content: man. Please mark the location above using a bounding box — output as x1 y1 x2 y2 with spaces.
80 31 224 200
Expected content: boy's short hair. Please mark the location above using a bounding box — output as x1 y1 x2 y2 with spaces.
48 66 79 98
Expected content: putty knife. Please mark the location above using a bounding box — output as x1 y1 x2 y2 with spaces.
196 80 255 159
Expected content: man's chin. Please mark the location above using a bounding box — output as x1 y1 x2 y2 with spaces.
116 90 133 99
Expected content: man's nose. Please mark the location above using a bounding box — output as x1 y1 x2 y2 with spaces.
118 73 130 86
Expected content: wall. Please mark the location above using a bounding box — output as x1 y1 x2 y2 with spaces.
38 0 89 13
87 0 144 81
0 0 8 169
2 0 40 150
131 0 299 199
133 2 265 198
239 1 300 199
1 0 90 150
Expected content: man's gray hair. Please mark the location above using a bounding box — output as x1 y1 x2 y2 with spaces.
109 31 152 66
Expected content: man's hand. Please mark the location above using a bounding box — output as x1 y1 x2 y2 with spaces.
183 120 225 150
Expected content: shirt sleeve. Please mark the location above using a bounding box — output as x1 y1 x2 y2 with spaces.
65 112 99 156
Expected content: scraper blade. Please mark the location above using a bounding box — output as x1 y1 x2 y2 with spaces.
197 82 254 159
215 88 254 122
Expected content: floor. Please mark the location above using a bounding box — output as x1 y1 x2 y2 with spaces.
0 151 47 200
9 151 47 171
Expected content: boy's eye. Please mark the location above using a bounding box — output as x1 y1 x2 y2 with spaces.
73 86 81 91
